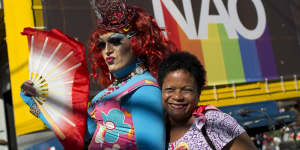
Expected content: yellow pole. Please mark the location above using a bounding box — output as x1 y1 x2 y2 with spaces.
3 0 47 135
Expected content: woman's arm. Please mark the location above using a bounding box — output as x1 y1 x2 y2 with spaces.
125 85 166 150
205 110 257 150
223 132 257 150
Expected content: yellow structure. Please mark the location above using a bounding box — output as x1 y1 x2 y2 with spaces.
200 78 300 107
3 0 47 135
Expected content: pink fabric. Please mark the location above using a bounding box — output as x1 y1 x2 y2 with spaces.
89 100 137 150
88 80 157 149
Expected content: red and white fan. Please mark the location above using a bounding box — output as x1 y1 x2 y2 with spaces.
22 28 89 149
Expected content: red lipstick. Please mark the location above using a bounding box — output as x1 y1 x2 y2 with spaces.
106 56 114 63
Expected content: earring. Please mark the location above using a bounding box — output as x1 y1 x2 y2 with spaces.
135 62 146 75
126 31 137 39
109 72 112 81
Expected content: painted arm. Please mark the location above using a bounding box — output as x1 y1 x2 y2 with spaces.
126 86 166 150
20 91 52 129
85 113 96 141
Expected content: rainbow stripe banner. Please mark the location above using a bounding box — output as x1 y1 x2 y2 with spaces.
141 0 299 86
41 0 300 86
154 0 283 85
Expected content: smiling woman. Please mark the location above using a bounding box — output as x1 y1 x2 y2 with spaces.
158 52 257 150
161 69 199 125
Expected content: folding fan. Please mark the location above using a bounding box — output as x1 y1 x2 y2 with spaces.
22 28 89 149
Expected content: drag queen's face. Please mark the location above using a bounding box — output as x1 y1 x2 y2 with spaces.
98 32 136 73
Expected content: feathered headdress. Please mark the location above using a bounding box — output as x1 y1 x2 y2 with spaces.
90 0 136 32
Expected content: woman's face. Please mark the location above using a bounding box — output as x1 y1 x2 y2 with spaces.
162 69 200 123
98 32 136 73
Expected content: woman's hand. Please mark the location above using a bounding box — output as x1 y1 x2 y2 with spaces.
21 80 37 97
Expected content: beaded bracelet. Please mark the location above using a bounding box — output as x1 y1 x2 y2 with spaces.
30 102 40 118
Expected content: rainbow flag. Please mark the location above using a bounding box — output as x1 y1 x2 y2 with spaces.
150 0 300 86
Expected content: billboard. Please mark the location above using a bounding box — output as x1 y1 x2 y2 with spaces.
155 0 300 85
43 0 300 86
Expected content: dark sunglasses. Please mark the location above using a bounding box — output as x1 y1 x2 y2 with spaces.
96 32 136 50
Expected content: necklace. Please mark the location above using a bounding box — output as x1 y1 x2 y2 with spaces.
89 62 147 112
112 62 147 86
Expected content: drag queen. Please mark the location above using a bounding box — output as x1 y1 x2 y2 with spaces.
21 0 177 149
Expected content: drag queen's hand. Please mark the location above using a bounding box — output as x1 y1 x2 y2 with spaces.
21 80 37 97
20 80 51 126
20 80 36 108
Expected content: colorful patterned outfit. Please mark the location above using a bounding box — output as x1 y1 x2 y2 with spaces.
21 61 165 150
86 61 166 150
168 105 245 150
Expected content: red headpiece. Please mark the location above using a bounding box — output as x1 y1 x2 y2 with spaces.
90 0 136 31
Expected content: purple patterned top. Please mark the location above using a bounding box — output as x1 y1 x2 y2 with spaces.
168 110 245 150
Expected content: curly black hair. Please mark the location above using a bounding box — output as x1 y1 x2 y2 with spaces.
158 51 206 92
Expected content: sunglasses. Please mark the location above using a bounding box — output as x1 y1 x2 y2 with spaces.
96 32 136 50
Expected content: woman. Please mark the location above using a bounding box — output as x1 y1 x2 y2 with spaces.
21 0 177 149
158 52 257 150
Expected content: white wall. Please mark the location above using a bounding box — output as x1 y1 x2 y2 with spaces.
0 1 9 147
0 97 8 150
